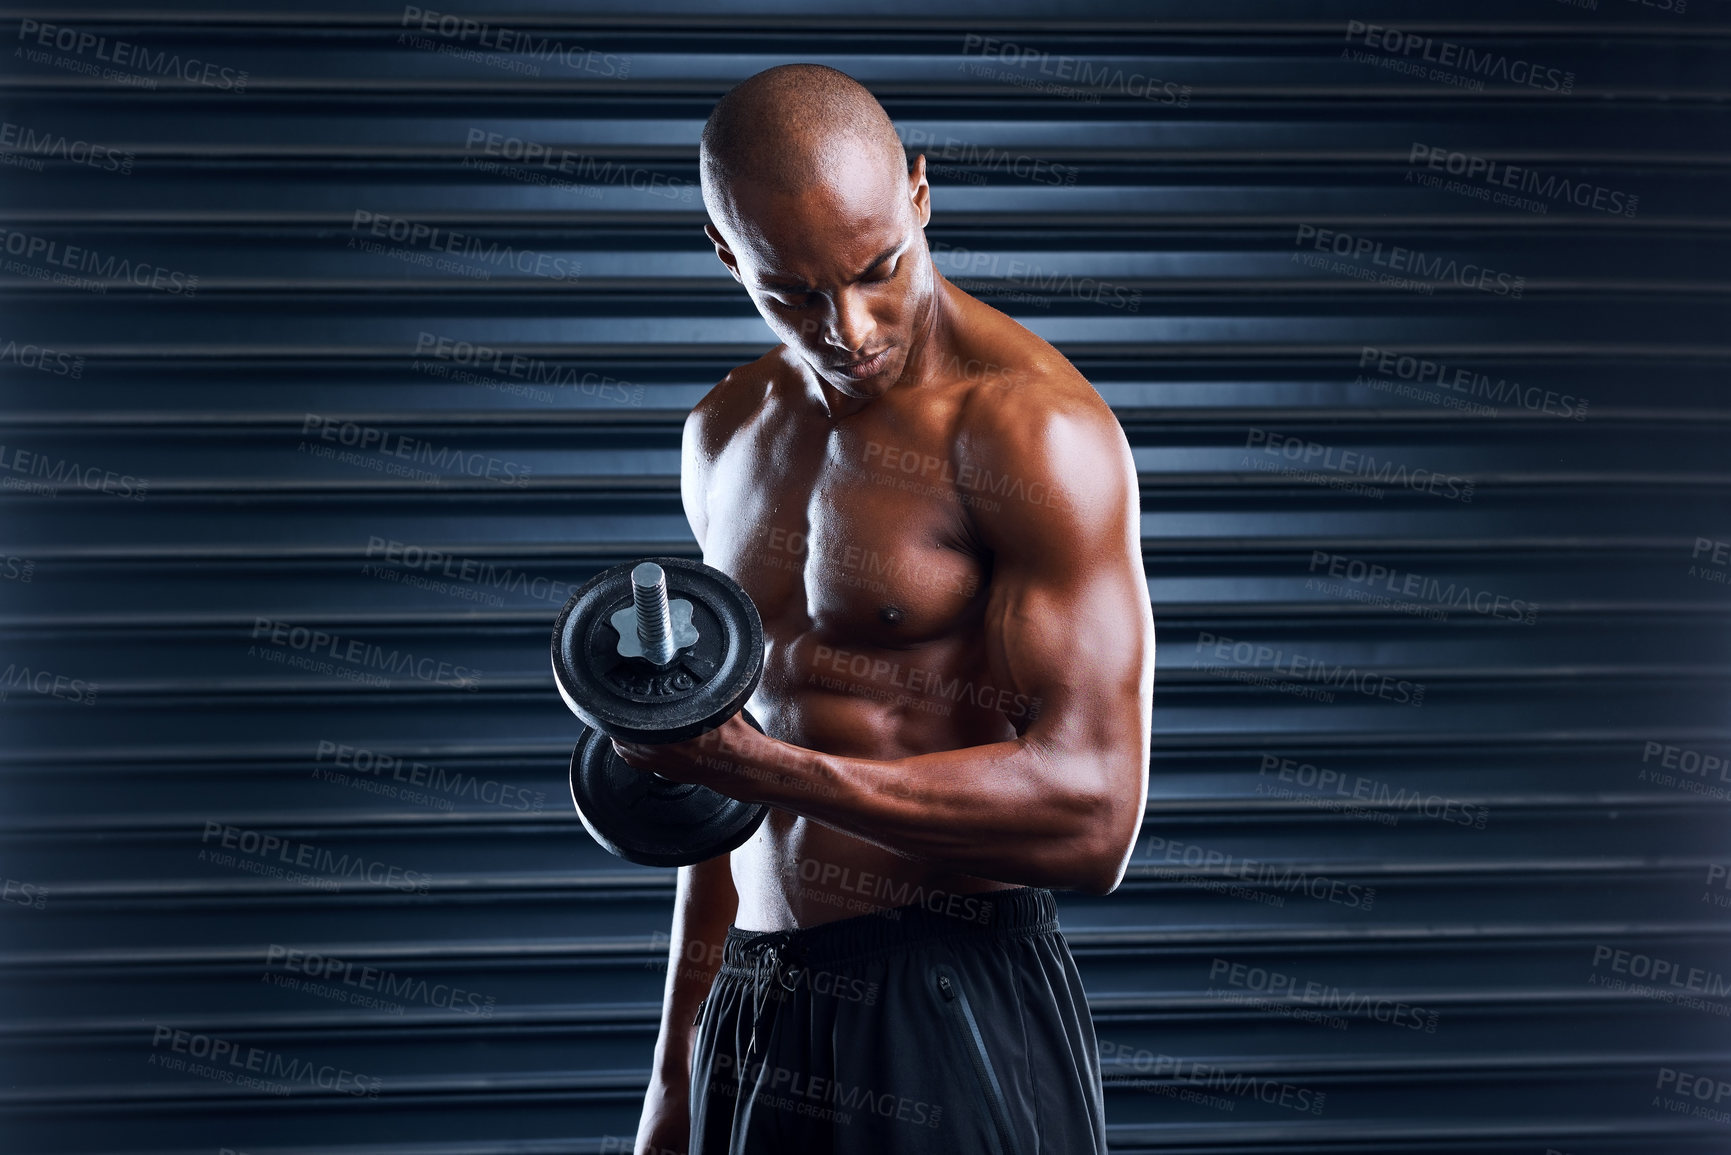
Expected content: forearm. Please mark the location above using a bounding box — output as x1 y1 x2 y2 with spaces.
742 731 1132 893
648 854 737 1084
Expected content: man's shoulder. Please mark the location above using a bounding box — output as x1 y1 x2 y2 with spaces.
685 346 795 454
947 315 1122 465
939 310 1134 530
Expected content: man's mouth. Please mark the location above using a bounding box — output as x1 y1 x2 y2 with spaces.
836 348 891 380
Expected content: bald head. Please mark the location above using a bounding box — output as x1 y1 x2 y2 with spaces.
700 64 907 225
697 65 936 401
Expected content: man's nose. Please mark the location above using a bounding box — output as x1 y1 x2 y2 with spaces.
822 286 874 352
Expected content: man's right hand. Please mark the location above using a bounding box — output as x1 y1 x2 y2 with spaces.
634 1074 692 1155
637 855 736 1155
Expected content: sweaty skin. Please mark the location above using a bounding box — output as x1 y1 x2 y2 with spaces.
615 153 1153 916
619 65 1153 1155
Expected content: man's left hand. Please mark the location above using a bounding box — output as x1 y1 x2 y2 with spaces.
611 712 770 796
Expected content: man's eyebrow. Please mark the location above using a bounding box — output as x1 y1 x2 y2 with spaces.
758 241 905 291
856 241 902 276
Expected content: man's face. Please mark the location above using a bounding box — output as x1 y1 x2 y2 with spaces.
706 153 933 400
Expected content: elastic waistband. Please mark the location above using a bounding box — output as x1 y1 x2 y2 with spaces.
720 886 1057 973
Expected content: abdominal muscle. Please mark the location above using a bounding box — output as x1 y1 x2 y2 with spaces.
727 667 1021 932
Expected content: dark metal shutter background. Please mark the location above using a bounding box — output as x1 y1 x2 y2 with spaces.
2 2 1728 1152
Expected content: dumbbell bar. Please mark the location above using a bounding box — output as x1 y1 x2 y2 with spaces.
551 557 769 866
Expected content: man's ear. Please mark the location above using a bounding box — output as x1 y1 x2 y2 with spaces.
704 223 745 284
908 154 931 229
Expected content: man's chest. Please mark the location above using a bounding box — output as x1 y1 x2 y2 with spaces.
702 415 987 645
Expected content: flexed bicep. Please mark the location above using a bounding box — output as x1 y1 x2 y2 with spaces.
967 385 1155 862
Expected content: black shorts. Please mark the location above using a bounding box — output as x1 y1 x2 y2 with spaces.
689 886 1106 1154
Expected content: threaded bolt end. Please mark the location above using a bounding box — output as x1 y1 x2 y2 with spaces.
631 562 677 666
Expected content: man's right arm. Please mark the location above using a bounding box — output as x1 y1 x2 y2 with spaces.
633 378 740 1154
635 853 738 1155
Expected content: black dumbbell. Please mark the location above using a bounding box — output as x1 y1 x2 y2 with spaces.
551 557 768 867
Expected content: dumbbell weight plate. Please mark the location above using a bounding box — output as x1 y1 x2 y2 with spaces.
552 557 765 744
568 711 769 867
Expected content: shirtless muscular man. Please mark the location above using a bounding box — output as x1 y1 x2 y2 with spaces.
612 63 1155 1155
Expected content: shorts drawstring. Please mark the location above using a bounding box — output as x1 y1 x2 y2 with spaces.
739 930 801 1062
